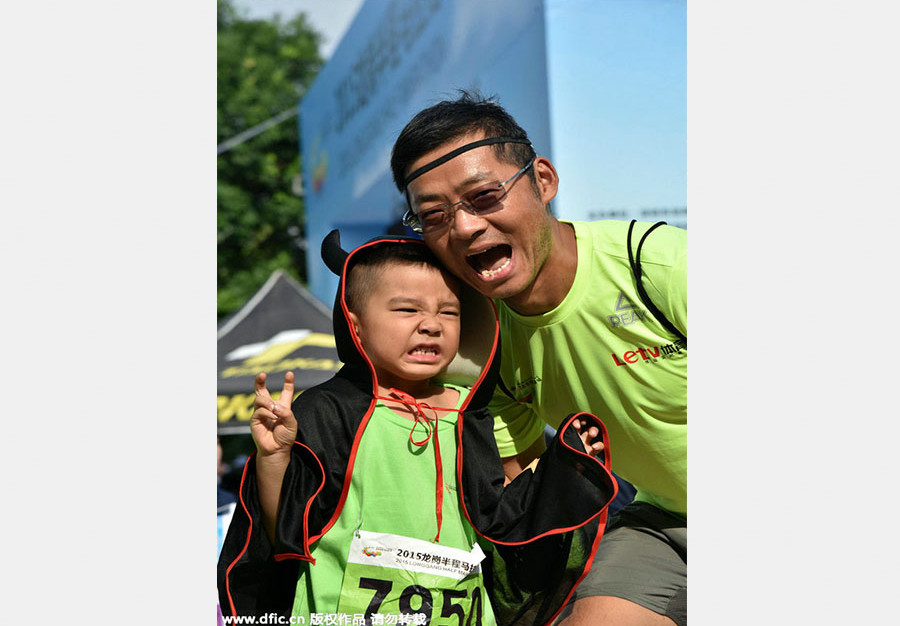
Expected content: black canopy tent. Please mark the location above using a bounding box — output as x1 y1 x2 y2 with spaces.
217 270 340 435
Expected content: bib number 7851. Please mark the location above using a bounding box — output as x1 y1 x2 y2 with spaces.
358 576 483 626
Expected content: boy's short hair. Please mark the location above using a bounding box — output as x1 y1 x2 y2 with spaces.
344 242 457 313
390 89 537 193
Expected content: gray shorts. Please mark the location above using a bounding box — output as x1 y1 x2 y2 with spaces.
561 501 687 625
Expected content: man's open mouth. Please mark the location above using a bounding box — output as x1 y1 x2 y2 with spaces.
466 244 512 278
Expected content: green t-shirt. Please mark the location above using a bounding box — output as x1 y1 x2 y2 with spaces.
490 220 687 515
293 384 497 624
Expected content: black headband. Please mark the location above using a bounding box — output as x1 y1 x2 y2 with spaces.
402 136 533 189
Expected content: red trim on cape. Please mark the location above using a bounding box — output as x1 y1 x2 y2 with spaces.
272 440 327 564
223 455 255 618
456 410 618 546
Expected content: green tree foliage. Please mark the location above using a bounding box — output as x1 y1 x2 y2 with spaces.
217 0 322 319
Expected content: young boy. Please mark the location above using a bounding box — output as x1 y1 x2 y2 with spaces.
218 233 618 625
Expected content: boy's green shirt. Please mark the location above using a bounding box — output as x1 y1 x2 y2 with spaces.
294 384 498 624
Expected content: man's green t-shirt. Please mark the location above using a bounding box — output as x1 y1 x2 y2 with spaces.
293 384 497 624
490 220 687 515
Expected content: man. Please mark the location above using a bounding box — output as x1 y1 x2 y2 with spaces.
390 92 687 626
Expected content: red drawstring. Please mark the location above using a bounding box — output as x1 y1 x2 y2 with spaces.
375 388 460 543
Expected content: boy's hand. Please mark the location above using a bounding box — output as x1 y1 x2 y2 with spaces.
572 417 604 458
251 371 298 457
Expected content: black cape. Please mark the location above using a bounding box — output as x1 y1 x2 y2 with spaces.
217 231 619 624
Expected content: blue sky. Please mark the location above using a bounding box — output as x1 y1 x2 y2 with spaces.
231 0 364 58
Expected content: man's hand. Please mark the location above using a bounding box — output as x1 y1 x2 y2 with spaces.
251 371 298 457
572 417 604 458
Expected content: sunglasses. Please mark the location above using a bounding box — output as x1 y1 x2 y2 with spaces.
402 159 535 234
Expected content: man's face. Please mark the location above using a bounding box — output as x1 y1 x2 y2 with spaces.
405 133 558 302
348 262 461 393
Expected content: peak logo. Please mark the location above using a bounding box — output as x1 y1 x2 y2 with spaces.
612 339 685 366
608 292 648 329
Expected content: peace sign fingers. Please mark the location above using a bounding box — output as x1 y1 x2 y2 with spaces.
251 371 298 456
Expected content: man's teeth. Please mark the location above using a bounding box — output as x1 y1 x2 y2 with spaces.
412 348 437 355
479 257 510 277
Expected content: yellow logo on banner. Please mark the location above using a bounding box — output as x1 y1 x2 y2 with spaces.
243 332 336 367
221 331 341 379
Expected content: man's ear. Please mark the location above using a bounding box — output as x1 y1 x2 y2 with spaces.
533 156 559 205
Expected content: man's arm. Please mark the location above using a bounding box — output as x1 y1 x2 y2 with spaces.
489 382 549 483
502 433 547 484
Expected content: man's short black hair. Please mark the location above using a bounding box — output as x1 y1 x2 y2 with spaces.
345 242 457 313
390 90 536 192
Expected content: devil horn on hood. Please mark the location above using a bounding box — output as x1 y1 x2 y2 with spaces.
321 229 349 276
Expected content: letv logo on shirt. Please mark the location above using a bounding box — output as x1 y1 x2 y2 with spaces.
611 338 685 366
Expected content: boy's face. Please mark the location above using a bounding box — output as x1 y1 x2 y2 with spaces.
348 262 461 392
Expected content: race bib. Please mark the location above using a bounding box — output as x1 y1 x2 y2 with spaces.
337 531 493 625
